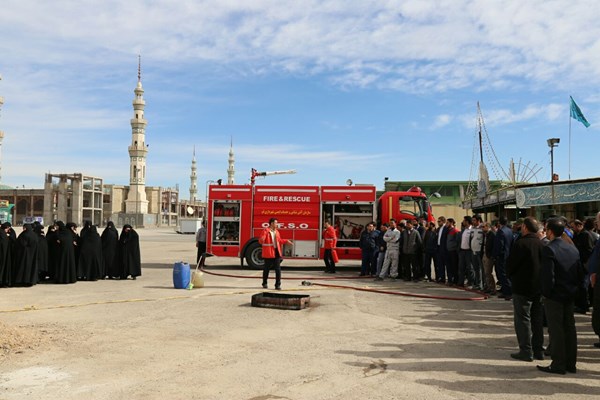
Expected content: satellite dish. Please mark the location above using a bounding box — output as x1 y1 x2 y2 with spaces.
187 206 194 215
346 179 353 186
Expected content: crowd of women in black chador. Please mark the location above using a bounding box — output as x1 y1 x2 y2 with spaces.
0 220 141 288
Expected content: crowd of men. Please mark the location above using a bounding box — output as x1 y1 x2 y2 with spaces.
0 221 142 287
354 212 600 375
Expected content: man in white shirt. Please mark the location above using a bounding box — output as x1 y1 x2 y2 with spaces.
470 215 485 290
458 215 474 287
195 222 207 264
375 219 401 281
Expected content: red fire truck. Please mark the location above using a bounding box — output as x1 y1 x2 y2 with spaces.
206 182 434 269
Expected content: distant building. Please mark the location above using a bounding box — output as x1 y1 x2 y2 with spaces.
0 175 182 228
462 177 600 222
104 184 176 227
43 173 103 225
0 186 43 225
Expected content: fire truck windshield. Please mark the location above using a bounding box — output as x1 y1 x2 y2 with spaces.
398 196 424 218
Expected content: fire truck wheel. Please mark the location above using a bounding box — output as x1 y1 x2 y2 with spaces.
245 242 264 270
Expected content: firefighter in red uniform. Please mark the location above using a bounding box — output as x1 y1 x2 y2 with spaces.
323 220 337 273
259 218 293 290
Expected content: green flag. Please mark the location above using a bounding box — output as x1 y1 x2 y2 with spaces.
570 96 590 128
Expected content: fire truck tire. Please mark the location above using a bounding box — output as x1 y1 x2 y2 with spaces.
245 242 264 270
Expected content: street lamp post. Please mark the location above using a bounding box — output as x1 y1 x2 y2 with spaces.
547 138 560 208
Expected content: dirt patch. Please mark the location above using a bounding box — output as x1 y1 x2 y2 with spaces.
0 321 43 358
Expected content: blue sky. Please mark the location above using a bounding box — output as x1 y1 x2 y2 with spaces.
1 1 599 200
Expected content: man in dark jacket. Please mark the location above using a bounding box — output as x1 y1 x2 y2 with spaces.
494 216 514 300
573 219 595 312
573 219 595 265
537 217 583 375
482 222 497 294
506 217 545 362
422 221 437 282
590 212 600 348
435 216 447 283
445 218 460 285
401 220 423 281
359 222 377 276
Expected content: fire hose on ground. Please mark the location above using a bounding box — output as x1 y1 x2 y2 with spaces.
200 267 489 302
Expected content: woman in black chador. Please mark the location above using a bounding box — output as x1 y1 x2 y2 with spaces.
78 225 103 281
0 223 14 287
33 222 49 282
54 221 77 284
119 225 141 280
45 223 59 281
66 222 81 269
101 221 119 279
80 220 92 240
13 224 39 286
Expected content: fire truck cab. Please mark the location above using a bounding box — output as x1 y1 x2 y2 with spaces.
207 184 434 269
377 186 433 227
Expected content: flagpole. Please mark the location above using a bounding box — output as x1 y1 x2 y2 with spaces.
569 104 572 180
568 97 591 180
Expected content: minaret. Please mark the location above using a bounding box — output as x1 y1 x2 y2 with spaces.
190 146 197 202
0 74 4 184
125 56 149 214
227 138 235 184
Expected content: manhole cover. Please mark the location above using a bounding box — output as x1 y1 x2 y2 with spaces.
251 292 310 310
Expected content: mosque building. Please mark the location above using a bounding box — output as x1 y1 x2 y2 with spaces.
124 56 149 216
110 57 179 227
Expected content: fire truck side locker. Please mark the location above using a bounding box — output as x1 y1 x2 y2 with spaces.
207 185 253 260
320 186 376 259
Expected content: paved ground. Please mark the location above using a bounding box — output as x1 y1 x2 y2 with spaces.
1 228 600 400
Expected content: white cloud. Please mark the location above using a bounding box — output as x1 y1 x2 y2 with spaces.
1 1 599 93
458 103 565 129
484 103 564 126
431 114 452 129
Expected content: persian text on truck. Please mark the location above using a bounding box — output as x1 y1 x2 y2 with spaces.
207 183 434 269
